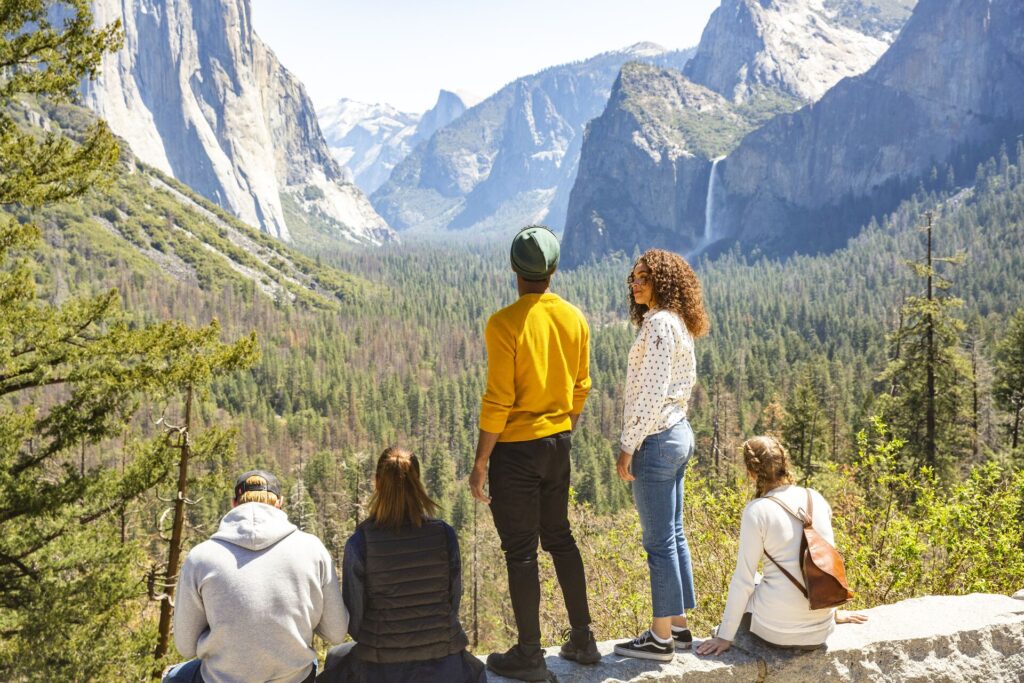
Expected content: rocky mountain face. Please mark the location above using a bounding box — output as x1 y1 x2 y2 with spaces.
683 0 894 103
714 0 1024 252
370 43 693 236
561 0 917 266
83 0 394 247
561 63 761 264
319 90 469 195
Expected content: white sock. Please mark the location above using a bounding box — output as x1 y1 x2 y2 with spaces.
672 625 689 632
651 631 672 644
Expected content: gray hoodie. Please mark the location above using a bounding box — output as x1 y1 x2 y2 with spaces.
173 503 348 683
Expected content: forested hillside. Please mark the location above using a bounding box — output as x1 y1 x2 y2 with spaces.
6 131 1024 678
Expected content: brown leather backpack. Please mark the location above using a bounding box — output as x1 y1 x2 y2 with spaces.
763 488 855 610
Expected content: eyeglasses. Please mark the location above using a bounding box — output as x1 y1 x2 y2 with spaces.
626 274 651 287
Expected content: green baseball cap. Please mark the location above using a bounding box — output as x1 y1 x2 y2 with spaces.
510 225 559 281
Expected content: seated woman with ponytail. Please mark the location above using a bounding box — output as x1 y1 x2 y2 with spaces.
696 437 866 656
318 447 486 683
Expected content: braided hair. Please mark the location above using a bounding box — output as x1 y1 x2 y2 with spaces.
742 436 795 497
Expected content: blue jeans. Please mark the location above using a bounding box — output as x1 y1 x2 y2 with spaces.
631 419 696 618
163 659 316 683
162 660 202 683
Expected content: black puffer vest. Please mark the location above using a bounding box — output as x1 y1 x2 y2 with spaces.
353 519 469 664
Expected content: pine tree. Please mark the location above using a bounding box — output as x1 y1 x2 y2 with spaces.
993 307 1024 451
0 3 258 678
876 212 972 474
782 364 828 475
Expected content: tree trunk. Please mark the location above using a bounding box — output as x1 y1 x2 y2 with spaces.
971 343 980 459
1013 404 1021 450
154 386 194 669
925 213 937 468
472 499 479 648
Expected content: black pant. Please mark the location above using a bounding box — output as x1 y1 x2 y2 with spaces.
488 431 591 651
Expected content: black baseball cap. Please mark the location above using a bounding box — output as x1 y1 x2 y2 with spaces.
233 470 281 502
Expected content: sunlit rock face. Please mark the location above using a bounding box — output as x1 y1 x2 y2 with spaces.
683 0 895 104
85 0 393 245
369 44 693 237
484 594 1024 683
561 0 911 265
715 0 1024 252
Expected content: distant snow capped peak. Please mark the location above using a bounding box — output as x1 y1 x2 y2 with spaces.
318 99 416 143
319 89 468 194
621 42 668 57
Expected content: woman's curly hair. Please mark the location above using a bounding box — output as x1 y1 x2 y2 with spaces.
742 436 796 498
628 249 710 337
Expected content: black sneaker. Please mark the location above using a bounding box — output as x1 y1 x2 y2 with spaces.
486 644 549 681
672 627 693 650
558 627 601 665
613 630 675 662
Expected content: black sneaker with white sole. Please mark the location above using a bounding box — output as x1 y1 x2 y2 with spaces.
613 630 675 661
672 627 693 650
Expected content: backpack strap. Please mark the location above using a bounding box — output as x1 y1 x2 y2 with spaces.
765 490 812 528
763 549 808 597
763 488 813 597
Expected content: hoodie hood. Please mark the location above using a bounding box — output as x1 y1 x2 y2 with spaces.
211 503 297 551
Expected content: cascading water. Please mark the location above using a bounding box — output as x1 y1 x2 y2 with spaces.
704 155 725 244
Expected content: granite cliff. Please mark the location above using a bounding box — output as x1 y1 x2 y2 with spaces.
714 0 1024 252
561 0 915 265
83 0 393 246
370 44 692 237
683 0 895 103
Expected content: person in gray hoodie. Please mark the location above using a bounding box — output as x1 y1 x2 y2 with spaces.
163 470 348 683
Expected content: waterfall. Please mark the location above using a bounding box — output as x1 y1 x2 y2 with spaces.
704 156 725 243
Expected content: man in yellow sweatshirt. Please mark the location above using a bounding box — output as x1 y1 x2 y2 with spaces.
470 225 599 680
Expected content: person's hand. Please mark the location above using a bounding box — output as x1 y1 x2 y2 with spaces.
469 463 490 504
695 636 731 656
616 450 635 481
835 610 868 624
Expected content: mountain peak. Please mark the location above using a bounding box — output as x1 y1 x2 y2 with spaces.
620 42 668 57
684 0 899 103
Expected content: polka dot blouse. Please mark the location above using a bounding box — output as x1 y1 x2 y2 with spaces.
620 308 697 455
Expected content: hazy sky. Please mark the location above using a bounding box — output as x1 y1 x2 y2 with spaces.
251 0 720 113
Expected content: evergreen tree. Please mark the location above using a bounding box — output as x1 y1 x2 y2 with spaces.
994 307 1024 451
0 3 258 678
782 365 827 475
876 213 972 474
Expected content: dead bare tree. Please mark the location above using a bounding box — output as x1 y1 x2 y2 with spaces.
151 385 196 672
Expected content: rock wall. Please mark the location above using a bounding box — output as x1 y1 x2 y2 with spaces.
715 0 1024 252
483 593 1024 682
370 44 693 236
561 64 748 266
84 0 393 245
559 0 906 264
684 0 892 103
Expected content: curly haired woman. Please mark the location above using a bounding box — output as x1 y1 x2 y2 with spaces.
613 249 709 661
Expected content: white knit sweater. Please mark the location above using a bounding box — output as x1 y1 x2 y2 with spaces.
718 485 837 646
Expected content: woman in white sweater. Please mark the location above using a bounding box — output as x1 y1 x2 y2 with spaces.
696 437 866 655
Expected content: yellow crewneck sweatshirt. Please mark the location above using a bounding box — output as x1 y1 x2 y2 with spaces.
479 292 591 441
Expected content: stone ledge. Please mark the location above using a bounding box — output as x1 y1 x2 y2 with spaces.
481 594 1024 682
